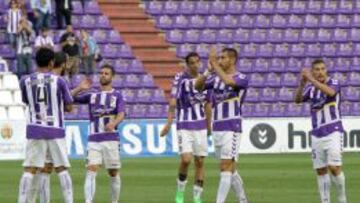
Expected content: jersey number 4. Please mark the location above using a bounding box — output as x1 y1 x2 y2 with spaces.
36 86 48 105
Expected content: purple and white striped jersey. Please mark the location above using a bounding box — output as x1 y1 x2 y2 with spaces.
20 72 73 139
302 78 344 137
204 73 248 132
171 72 211 130
75 89 125 142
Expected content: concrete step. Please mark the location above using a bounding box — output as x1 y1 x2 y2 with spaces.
144 62 182 77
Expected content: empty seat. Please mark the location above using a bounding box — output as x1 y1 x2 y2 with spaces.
8 106 25 120
13 90 23 104
0 91 13 105
0 106 7 119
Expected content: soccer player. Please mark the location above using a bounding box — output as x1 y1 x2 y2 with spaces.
294 59 347 203
29 51 69 203
160 52 212 203
195 47 248 203
18 47 74 203
71 64 125 203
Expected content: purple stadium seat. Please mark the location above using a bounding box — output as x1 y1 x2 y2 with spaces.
285 103 302 117
198 29 216 44
249 73 265 87
278 87 295 102
334 58 351 72
150 89 166 103
205 15 221 29
305 43 321 57
332 73 347 86
242 1 258 14
283 29 300 42
173 15 189 29
130 60 144 73
337 43 353 57
97 16 111 29
179 1 195 15
273 43 289 57
82 15 97 29
71 15 81 28
353 43 360 56
340 101 351 116
253 58 269 72
71 1 83 14
237 58 253 73
241 44 257 57
352 14 360 27
351 102 360 116
339 1 353 13
264 73 281 87
257 44 273 58
226 1 243 14
291 1 306 14
324 58 336 72
288 15 304 28
242 103 254 117
321 43 337 57
65 105 81 120
269 58 286 73
0 15 5 29
351 57 360 71
194 44 209 58
221 15 238 29
216 29 233 44
195 1 210 15
317 28 333 43
300 29 317 42
272 14 287 28
101 44 118 58
140 74 155 88
108 30 123 44
0 45 15 58
147 104 167 118
157 15 173 29
320 14 336 27
233 28 250 43
136 88 152 102
350 28 360 41
118 45 133 58
255 15 271 28
146 1 162 15
177 44 194 58
336 14 351 27
0 32 7 44
210 1 226 14
183 30 200 43
71 74 86 88
281 73 298 87
244 88 259 102
269 102 287 117
112 75 124 88
306 0 322 13
260 88 277 102
252 103 269 117
276 1 291 14
85 1 101 15
333 29 349 42
124 74 141 88
251 29 267 43
163 1 178 15
238 15 255 28
342 87 359 101
189 15 205 29
347 72 360 86
93 30 107 43
304 14 320 28
321 0 338 14
267 29 283 43
259 1 275 14
290 43 306 57
113 59 129 73
77 105 90 119
132 104 148 118
166 30 183 44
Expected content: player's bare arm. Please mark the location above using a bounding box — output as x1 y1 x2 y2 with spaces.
160 98 176 137
302 68 336 97
105 112 125 132
205 102 212 136
294 70 307 103
71 79 92 97
209 47 237 88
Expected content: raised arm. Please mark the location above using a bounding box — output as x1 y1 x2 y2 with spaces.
294 71 307 104
302 68 336 97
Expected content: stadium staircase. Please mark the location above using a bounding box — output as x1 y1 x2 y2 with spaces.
98 0 182 97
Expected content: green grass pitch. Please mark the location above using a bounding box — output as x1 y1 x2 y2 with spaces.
0 153 359 203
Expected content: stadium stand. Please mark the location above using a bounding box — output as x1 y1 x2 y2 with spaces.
143 0 360 117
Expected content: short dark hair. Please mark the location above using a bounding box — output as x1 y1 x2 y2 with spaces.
54 52 67 68
36 48 55 68
222 48 238 64
185 52 200 65
100 64 115 76
311 59 325 68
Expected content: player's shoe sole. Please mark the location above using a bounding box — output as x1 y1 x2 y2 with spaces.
175 191 184 203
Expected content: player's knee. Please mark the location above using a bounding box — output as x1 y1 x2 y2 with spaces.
41 163 54 174
24 167 38 174
108 169 118 177
194 157 205 168
54 166 67 173
220 160 233 172
181 156 192 166
87 165 98 172
328 165 341 176
316 167 328 175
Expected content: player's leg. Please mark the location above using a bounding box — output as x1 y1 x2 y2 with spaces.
312 136 331 203
230 133 247 203
49 139 73 203
327 132 347 203
19 139 46 203
193 129 208 203
176 130 194 203
39 163 54 203
103 141 121 203
84 142 102 203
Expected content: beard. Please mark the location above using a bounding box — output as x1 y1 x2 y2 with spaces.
100 79 111 86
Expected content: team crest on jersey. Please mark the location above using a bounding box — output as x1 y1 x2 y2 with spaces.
110 96 117 108
1 123 13 139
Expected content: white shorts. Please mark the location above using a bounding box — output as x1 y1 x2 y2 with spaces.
177 130 208 157
23 138 70 168
311 131 343 169
86 141 121 169
213 131 241 161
